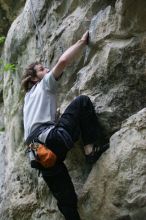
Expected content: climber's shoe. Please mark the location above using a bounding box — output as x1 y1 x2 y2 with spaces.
85 142 109 164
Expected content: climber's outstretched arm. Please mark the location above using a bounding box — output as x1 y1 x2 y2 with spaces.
51 31 89 80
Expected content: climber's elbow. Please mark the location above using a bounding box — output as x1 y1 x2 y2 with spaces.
59 57 68 67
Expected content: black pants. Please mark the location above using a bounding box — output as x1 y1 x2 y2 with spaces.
41 95 106 220
42 163 80 220
55 94 105 146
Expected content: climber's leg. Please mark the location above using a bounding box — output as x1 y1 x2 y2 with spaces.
42 162 81 220
44 126 68 162
56 95 106 147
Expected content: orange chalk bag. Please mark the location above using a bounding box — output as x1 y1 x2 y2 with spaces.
26 142 57 169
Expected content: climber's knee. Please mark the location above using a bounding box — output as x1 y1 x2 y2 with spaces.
76 95 92 108
75 95 90 105
78 94 89 100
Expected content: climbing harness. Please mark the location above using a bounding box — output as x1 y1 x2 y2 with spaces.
30 0 46 65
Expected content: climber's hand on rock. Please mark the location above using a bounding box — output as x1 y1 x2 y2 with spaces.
80 30 89 45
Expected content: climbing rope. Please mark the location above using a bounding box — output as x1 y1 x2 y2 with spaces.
30 0 46 65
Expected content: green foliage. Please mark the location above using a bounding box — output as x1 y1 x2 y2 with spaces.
3 63 16 71
0 36 6 45
0 36 16 73
0 59 3 65
0 59 16 74
0 127 5 132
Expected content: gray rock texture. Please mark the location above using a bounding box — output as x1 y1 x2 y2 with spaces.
0 0 146 219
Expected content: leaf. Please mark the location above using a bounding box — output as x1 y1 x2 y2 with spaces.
3 63 16 72
0 36 6 45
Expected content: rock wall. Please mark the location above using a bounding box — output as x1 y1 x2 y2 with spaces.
0 0 26 35
0 0 146 219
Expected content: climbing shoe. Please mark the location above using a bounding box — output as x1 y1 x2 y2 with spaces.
85 143 109 164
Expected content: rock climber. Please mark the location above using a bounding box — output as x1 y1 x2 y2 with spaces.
21 30 109 220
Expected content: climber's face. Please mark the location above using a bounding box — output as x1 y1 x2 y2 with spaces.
34 64 49 80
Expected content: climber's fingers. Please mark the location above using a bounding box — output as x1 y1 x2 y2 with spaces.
80 30 89 45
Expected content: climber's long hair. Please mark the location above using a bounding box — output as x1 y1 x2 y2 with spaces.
21 61 41 93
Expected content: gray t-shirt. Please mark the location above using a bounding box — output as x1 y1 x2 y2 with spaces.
23 70 58 141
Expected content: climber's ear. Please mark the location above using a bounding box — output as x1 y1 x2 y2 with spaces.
44 67 50 72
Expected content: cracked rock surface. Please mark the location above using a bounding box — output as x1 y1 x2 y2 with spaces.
0 0 146 219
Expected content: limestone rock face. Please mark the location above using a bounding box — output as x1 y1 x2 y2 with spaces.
0 0 146 219
79 108 146 220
